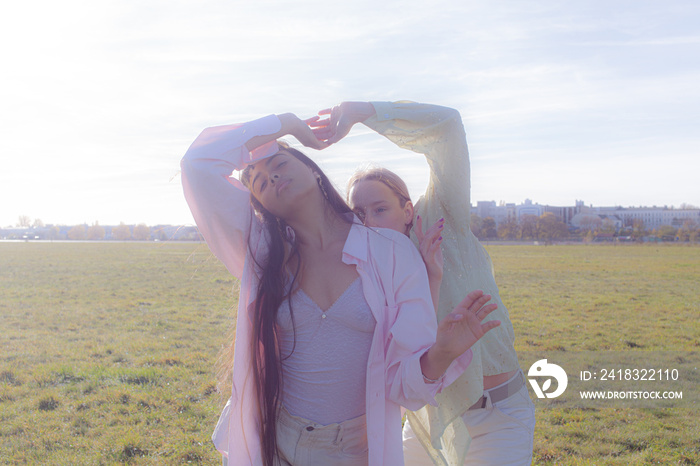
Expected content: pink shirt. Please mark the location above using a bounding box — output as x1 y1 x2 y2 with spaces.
180 114 472 466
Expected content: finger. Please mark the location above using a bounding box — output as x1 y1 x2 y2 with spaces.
318 108 332 116
304 116 320 124
468 294 493 314
422 222 443 245
476 303 498 320
311 132 332 143
425 218 445 238
415 215 424 241
312 127 333 138
418 218 444 248
427 236 442 257
456 290 485 312
308 118 330 128
480 320 501 333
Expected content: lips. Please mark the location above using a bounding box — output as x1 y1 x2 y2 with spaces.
276 179 290 195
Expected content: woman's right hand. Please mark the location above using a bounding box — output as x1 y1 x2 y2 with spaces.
245 113 328 153
277 113 329 150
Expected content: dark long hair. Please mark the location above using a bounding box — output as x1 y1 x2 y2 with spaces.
240 143 352 466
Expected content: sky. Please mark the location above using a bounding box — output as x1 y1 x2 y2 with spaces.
1 0 698 227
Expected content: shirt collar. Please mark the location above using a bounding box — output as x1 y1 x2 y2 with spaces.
342 215 368 264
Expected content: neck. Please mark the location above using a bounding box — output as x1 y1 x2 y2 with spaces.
285 194 349 251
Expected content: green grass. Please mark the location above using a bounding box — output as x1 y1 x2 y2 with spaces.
1 242 698 465
1 242 235 465
487 244 700 465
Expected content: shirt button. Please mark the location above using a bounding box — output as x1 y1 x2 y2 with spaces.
321 314 327 319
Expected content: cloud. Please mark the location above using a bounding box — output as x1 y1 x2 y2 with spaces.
1 0 699 225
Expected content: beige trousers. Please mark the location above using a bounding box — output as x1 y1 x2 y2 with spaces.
275 406 369 465
223 406 369 466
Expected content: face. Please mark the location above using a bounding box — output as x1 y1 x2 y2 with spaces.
350 180 413 234
246 150 318 218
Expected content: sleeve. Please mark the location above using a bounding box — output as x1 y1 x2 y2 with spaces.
362 101 471 232
180 114 281 278
383 234 472 411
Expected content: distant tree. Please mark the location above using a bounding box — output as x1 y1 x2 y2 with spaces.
537 212 569 244
679 203 699 210
481 217 497 240
470 213 482 238
87 222 106 240
133 224 151 241
112 223 132 241
497 216 519 240
579 215 602 232
631 219 646 241
18 215 31 228
156 228 169 242
33 218 44 228
520 215 538 240
678 219 698 242
48 226 60 241
600 218 616 235
67 225 87 240
655 225 677 241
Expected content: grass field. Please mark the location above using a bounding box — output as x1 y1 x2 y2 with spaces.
1 242 698 465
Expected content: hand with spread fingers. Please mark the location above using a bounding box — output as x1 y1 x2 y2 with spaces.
436 290 501 361
420 290 501 381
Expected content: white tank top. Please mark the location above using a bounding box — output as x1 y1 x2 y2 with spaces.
276 277 376 425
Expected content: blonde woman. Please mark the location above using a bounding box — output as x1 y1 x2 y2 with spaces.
312 101 535 465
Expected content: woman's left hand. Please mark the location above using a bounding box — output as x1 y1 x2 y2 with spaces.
415 215 444 282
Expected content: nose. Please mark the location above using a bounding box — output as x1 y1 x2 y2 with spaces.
269 173 280 184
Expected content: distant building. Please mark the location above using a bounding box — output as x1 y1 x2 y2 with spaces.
471 200 699 231
592 206 700 229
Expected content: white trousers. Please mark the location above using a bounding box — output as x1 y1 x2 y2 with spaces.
403 378 535 465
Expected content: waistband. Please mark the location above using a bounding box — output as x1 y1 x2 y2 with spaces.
468 370 526 410
278 405 367 440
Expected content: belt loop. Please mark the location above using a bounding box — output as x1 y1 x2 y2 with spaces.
484 391 494 409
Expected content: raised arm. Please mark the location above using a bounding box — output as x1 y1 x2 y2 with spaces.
312 100 469 216
181 113 326 277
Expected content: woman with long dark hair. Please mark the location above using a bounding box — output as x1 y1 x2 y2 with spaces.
181 111 500 465
312 101 536 465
